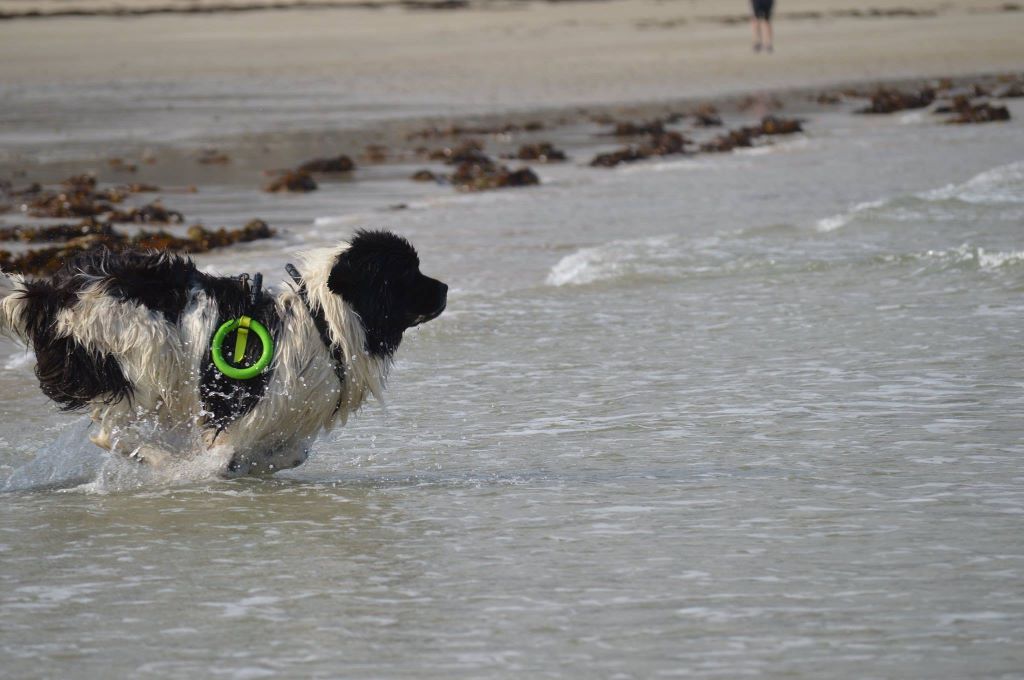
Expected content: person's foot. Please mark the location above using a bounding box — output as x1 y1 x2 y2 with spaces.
766 44 773 53
753 42 762 52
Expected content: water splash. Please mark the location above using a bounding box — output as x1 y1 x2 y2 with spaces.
1 418 236 494
2 420 107 492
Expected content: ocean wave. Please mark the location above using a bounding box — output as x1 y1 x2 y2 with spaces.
546 236 677 286
814 160 1024 232
618 158 717 174
815 200 886 232
884 244 1024 271
546 234 1024 288
545 233 810 287
919 160 1024 205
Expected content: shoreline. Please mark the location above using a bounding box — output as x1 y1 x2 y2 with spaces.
2 67 1019 277
1 70 1019 181
0 0 479 21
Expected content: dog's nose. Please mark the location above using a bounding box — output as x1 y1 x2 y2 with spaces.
435 283 448 313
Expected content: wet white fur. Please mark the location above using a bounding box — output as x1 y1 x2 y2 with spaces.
0 271 27 342
0 242 388 475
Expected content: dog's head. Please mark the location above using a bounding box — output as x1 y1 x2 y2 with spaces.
327 230 447 357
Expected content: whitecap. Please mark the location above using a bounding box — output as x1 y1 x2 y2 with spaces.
919 160 1024 205
619 158 716 174
814 200 886 232
545 236 674 287
904 244 1024 271
977 248 1024 268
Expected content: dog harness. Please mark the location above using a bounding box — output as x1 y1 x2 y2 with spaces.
286 264 347 413
210 272 276 380
208 266 347 414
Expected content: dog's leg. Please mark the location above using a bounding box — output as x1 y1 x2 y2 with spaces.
128 445 170 467
95 429 171 467
89 427 113 451
88 404 169 466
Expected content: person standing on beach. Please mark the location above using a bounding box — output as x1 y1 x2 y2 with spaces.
751 0 774 52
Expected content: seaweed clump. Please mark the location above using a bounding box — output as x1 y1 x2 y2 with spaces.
699 116 804 153
297 154 356 174
944 100 1011 124
1 175 274 275
410 169 441 182
692 104 723 127
263 153 357 193
857 87 936 114
503 142 567 162
360 145 390 163
0 219 114 243
263 171 318 193
425 140 492 165
10 175 170 219
605 120 667 137
410 141 540 191
0 219 275 276
590 131 688 168
407 120 544 140
197 149 231 165
107 201 185 224
450 162 539 191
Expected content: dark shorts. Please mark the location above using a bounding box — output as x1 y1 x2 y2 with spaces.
751 0 774 19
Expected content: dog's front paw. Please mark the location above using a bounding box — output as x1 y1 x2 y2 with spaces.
126 445 170 467
89 428 113 451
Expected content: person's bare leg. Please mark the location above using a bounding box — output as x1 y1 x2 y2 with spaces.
764 20 773 52
751 17 762 51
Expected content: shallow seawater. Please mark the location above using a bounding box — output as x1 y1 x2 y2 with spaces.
2 104 1024 678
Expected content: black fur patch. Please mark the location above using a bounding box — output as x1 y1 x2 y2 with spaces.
16 278 132 411
55 249 198 323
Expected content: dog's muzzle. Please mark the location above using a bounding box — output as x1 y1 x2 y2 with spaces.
411 281 447 327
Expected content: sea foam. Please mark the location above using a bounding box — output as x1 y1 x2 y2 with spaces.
920 160 1024 205
815 160 1024 232
546 236 677 287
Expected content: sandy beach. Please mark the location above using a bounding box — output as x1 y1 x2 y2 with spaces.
1 0 1022 162
1 0 1021 94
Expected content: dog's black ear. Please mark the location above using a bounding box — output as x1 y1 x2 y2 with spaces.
327 251 354 297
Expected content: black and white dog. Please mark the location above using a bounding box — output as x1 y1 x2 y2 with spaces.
0 230 447 475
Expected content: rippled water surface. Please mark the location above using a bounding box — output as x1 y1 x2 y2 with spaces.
2 104 1024 678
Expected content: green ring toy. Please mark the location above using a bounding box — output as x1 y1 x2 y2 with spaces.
211 316 274 380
